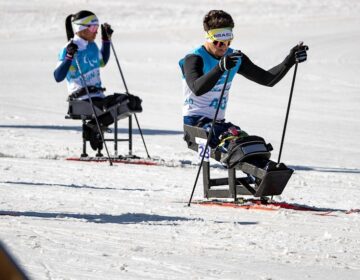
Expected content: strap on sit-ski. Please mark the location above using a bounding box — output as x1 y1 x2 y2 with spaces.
69 86 106 100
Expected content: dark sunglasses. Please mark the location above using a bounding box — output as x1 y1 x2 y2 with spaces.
79 24 99 33
213 40 231 47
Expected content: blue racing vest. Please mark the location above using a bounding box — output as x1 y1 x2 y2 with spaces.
179 46 241 120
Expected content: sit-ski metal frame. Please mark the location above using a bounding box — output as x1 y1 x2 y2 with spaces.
65 99 137 157
184 125 293 200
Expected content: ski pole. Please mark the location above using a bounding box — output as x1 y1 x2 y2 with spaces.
109 40 151 159
74 55 113 166
277 42 308 163
277 61 298 164
188 70 231 207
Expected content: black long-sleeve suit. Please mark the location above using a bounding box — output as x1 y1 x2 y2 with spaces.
182 46 294 96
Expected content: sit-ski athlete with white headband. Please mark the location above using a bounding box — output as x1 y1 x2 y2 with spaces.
54 10 142 152
179 10 308 148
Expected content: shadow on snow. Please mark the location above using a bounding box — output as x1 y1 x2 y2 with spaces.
0 125 182 135
0 210 259 225
0 181 162 192
0 211 199 225
1 180 116 190
290 165 360 174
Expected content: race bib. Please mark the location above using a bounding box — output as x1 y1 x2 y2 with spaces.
195 137 210 162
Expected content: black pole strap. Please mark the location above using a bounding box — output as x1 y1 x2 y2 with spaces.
109 41 151 159
74 56 113 166
187 70 231 206
277 62 298 164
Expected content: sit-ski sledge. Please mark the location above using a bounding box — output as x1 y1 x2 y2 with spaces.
184 124 293 200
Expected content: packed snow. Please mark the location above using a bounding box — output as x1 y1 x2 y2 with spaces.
0 0 360 279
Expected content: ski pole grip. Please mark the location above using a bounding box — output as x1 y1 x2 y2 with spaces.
298 41 309 51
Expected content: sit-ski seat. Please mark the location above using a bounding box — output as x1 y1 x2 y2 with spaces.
183 124 293 199
66 98 142 157
66 98 139 120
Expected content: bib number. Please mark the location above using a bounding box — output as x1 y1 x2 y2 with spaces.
196 138 210 162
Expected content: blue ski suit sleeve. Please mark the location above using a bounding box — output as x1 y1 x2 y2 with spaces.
54 58 72 82
101 41 111 66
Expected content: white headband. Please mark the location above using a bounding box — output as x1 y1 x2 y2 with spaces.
205 27 233 42
73 15 99 33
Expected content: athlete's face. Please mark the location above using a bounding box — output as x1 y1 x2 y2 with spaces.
77 25 98 42
205 40 230 58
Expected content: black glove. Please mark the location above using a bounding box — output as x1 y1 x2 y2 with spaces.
218 51 242 72
65 41 78 60
127 94 142 111
289 42 309 64
101 23 114 41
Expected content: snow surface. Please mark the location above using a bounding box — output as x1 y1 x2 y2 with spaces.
0 0 360 279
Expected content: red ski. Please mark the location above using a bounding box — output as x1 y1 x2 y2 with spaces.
193 199 359 216
66 156 161 166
